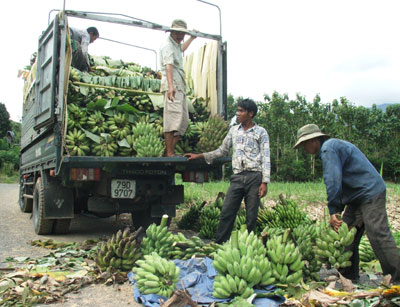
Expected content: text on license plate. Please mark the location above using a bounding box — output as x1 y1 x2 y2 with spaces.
111 179 135 199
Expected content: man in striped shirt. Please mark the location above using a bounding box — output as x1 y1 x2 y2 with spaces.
185 98 270 243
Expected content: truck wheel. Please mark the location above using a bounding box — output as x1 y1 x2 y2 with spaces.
53 219 71 234
33 177 54 235
19 180 33 213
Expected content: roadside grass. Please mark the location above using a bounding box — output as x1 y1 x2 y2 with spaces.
0 169 19 183
178 175 399 209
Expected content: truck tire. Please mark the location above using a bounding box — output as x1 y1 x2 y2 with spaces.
53 219 71 234
33 177 54 235
19 180 33 213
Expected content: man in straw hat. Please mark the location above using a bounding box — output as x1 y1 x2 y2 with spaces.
294 124 400 283
160 19 197 157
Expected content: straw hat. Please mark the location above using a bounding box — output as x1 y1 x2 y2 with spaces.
293 124 329 149
167 19 189 34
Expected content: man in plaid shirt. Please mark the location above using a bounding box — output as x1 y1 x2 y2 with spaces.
185 98 270 243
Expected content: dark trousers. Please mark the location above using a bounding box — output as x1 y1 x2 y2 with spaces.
340 190 400 282
215 171 262 244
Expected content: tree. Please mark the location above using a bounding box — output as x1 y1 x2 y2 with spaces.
0 103 11 138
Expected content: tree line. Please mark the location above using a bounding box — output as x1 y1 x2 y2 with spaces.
227 92 400 183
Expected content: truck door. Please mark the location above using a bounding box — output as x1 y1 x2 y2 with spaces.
34 14 59 130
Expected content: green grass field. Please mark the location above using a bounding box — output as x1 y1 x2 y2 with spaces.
179 174 399 208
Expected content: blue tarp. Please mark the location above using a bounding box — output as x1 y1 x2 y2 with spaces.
128 257 285 307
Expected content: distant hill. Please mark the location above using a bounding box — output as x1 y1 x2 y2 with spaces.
375 103 399 111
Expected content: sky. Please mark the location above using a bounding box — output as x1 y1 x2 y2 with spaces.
1 0 400 122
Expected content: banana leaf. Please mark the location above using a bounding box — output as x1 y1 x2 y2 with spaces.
91 55 108 66
86 98 108 111
104 76 113 87
79 85 89 96
81 72 93 83
118 138 130 148
116 103 140 114
82 128 100 143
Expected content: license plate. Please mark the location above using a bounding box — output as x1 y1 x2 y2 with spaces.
111 179 135 199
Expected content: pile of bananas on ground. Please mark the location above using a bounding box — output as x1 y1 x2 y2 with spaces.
94 227 141 272
212 228 274 299
176 200 205 231
199 197 223 239
141 215 174 258
314 214 356 270
257 195 312 232
233 208 247 230
168 233 220 260
65 128 90 156
197 114 229 152
292 223 320 280
359 236 376 262
265 229 304 285
132 252 180 298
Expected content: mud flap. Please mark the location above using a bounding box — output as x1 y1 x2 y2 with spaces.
43 174 73 219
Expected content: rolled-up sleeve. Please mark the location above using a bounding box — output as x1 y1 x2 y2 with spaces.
203 127 233 164
260 130 270 183
321 149 344 215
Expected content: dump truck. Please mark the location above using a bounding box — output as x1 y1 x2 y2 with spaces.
19 9 229 235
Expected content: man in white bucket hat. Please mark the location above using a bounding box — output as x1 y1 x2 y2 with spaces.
294 123 400 284
160 19 197 157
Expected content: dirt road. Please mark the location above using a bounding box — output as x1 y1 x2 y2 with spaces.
0 183 142 306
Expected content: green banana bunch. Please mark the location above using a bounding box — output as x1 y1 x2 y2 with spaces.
199 205 221 239
69 67 82 82
233 209 247 230
168 233 221 260
94 227 142 272
67 103 87 129
359 236 376 262
292 223 320 280
314 212 357 270
141 215 174 258
257 195 312 232
107 112 131 140
132 94 154 113
175 138 193 156
133 134 164 157
176 200 204 231
212 228 274 299
265 229 304 285
65 128 90 156
118 134 136 156
132 252 180 298
86 110 108 134
197 115 229 153
153 115 164 137
131 119 157 139
91 133 118 157
191 97 210 122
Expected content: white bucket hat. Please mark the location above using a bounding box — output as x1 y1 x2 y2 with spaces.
167 19 190 34
293 124 329 149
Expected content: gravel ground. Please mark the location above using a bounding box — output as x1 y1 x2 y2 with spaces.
0 183 142 307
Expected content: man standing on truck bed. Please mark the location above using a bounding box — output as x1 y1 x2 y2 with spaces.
185 98 270 244
160 19 196 157
293 123 400 284
69 26 99 72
